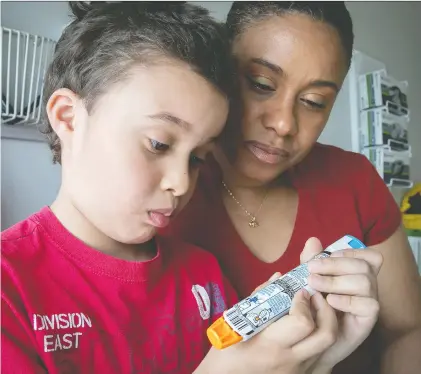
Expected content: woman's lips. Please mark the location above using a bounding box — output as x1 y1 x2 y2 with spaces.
245 141 290 165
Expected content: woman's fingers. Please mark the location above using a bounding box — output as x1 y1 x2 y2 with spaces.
308 273 376 297
292 292 338 360
308 250 383 276
307 250 383 298
308 256 374 276
326 294 380 318
330 249 383 275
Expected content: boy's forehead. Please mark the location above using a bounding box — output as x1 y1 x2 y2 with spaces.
96 63 228 137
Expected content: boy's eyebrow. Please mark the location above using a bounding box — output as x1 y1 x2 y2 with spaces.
148 112 191 130
149 111 220 144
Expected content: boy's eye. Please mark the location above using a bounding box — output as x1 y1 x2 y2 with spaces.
149 139 169 152
189 154 205 168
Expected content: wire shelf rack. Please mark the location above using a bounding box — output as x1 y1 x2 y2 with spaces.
1 27 56 129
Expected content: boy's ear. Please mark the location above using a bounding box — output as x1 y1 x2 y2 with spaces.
46 88 81 142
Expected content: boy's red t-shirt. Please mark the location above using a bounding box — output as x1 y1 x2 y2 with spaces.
1 207 237 374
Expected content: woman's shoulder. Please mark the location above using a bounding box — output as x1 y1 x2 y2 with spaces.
295 143 374 187
296 143 401 245
307 142 370 170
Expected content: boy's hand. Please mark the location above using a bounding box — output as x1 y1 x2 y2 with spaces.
195 272 338 374
302 237 382 372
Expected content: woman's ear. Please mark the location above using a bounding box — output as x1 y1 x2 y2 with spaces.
46 88 81 145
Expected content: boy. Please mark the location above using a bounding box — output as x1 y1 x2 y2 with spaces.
1 2 335 374
1 2 232 373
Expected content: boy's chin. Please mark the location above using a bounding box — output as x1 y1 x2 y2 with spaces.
113 226 157 246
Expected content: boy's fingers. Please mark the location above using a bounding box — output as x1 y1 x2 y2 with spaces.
292 292 338 360
269 272 282 282
300 237 324 264
252 272 281 294
261 289 316 348
284 289 316 340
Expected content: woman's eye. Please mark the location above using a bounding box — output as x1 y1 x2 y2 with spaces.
189 154 205 168
300 98 326 110
149 139 169 152
246 76 275 93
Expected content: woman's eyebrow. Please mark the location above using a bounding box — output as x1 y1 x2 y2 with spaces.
250 58 339 92
250 58 283 74
307 80 339 93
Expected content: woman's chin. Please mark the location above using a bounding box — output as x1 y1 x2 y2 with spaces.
235 153 289 186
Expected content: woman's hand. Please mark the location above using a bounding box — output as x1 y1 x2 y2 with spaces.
195 273 338 374
302 237 383 372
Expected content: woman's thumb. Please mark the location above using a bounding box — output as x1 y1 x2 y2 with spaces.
300 237 324 264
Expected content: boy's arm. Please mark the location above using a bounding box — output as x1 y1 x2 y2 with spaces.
1 293 47 373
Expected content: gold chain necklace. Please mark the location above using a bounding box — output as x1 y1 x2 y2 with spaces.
221 181 269 228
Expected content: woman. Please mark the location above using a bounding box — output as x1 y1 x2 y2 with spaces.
165 1 421 373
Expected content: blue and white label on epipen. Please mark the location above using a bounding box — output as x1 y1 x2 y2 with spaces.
222 235 366 342
325 235 366 253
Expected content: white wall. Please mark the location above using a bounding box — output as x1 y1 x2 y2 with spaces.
1 1 71 40
191 1 231 21
2 1 420 229
1 140 61 229
1 2 68 229
346 1 421 182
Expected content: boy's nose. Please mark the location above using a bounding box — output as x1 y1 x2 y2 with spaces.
161 164 190 197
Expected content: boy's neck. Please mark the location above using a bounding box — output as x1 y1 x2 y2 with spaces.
50 190 156 262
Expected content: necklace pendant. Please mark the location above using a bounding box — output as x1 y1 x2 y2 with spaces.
248 217 259 228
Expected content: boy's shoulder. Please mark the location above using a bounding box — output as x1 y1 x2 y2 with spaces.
1 210 45 259
1 210 49 302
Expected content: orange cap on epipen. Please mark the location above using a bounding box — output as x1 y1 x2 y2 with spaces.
207 316 243 349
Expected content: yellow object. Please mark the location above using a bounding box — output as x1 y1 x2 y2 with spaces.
401 183 421 231
207 316 243 349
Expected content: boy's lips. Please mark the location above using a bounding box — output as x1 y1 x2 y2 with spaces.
148 209 174 228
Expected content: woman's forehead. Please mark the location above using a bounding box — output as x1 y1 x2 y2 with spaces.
232 13 348 80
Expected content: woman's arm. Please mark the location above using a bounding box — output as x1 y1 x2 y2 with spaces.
372 225 421 373
380 328 421 374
